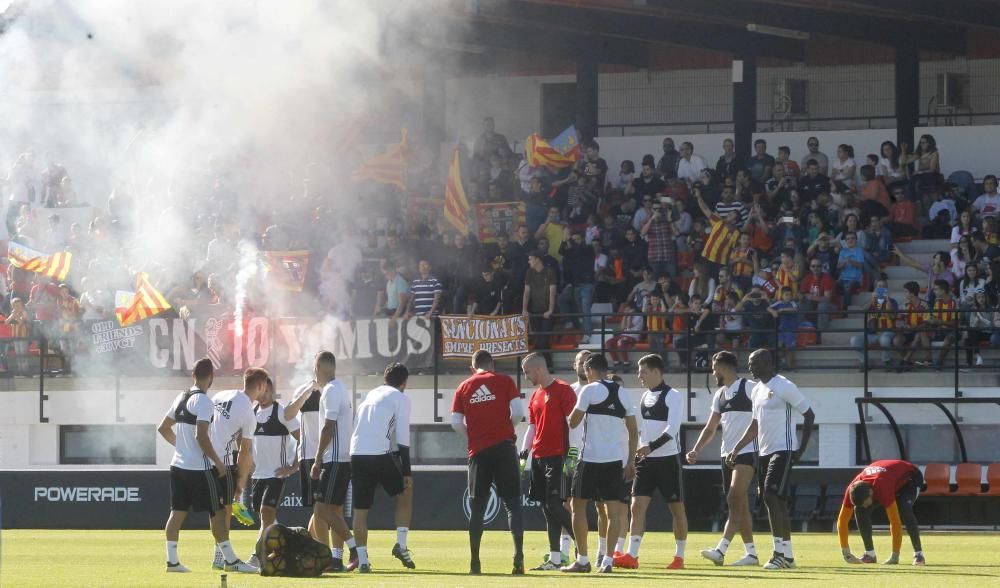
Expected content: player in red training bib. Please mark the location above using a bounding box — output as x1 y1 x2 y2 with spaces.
837 460 926 566
450 350 526 575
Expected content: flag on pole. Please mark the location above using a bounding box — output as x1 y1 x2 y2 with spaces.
351 129 412 190
548 124 581 160
118 273 172 327
7 242 72 282
525 132 577 168
443 148 471 234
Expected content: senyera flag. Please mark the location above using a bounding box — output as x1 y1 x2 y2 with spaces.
118 273 172 327
7 241 72 282
351 128 412 190
524 125 580 168
443 148 470 234
262 250 310 291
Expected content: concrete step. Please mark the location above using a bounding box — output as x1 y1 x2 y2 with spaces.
897 239 950 254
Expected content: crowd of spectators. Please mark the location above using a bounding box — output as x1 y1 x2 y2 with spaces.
4 119 1000 374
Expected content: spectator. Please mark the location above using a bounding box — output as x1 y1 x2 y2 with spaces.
951 210 975 248
800 137 830 176
729 232 757 293
894 247 954 306
695 192 741 279
850 278 899 369
710 266 743 311
473 117 509 166
831 144 857 191
599 214 623 252
877 141 905 183
640 197 677 278
963 288 995 367
775 247 801 299
859 165 890 219
532 238 560 274
798 159 832 203
523 252 559 367
583 213 601 245
607 160 635 193
922 279 958 370
972 174 1000 220
799 258 838 332
898 280 929 370
715 138 744 179
630 159 667 206
950 235 980 281
577 140 608 196
657 137 680 179
598 244 629 305
716 290 744 349
956 263 985 307
557 231 595 343
777 146 800 178
467 265 505 317
765 163 796 208
534 206 566 262
56 283 80 353
887 185 919 238
927 187 958 230
446 233 480 313
676 142 707 186
735 285 774 349
523 176 549 232
768 286 799 370
747 139 775 184
688 262 716 304
607 303 643 369
643 287 669 355
673 294 713 369
407 260 443 318
836 232 865 308
670 198 692 252
375 261 409 321
864 215 893 266
987 260 1000 304
900 134 942 196
714 183 748 228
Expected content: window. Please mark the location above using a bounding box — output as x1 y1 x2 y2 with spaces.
59 425 156 465
409 425 468 465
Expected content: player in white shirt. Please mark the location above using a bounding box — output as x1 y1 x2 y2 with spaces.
349 363 413 574
728 349 815 571
613 354 688 571
686 351 759 567
156 358 227 574
558 349 591 562
308 351 360 572
247 376 300 567
562 354 639 574
207 367 267 572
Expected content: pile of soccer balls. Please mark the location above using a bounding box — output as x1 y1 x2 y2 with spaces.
258 523 331 577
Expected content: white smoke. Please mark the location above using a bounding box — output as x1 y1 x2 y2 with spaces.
232 239 259 337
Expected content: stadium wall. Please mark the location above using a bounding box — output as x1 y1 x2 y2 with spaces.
0 375 997 469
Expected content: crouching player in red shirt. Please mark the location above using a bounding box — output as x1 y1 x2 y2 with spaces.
837 460 926 566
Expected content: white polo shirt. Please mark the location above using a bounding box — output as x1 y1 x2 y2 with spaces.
209 389 257 467
319 378 353 463
167 387 215 471
573 380 638 464
350 385 411 456
751 375 811 456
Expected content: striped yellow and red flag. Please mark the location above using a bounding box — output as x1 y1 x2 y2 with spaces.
525 133 577 168
351 129 412 190
7 242 72 282
118 273 172 327
443 148 471 234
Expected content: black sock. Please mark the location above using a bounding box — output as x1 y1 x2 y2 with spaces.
504 497 524 560
469 495 486 561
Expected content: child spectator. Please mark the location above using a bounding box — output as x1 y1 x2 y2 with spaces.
729 232 757 293
736 284 775 350
644 288 670 355
717 290 744 349
964 288 995 367
607 304 644 369
837 232 866 308
768 286 799 370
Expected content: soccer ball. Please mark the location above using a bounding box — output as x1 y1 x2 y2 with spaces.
299 555 317 575
264 527 287 552
262 554 287 575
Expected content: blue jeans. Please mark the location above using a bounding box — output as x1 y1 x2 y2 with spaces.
557 283 594 336
850 331 895 364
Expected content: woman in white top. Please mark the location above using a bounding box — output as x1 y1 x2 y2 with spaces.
877 141 906 183
901 134 941 187
950 235 979 280
950 209 975 247
831 144 857 190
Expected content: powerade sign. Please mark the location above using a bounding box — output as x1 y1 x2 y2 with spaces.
34 486 141 502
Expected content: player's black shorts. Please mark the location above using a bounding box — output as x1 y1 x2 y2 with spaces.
170 466 226 515
572 460 626 502
351 453 405 510
469 440 520 501
299 459 316 507
252 477 286 513
528 455 568 502
722 452 757 494
632 454 684 502
215 465 237 506
758 451 794 499
314 461 352 506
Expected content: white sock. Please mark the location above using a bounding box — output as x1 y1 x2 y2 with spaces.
615 536 625 554
166 541 179 565
602 555 614 569
358 546 369 565
783 539 794 559
675 539 686 558
560 534 571 555
864 549 875 557
332 547 344 559
597 537 607 555
346 537 357 549
716 537 731 554
914 550 923 557
773 536 783 555
550 551 561 564
627 535 642 558
213 544 222 563
745 542 757 557
396 527 409 549
218 540 238 563
577 554 589 565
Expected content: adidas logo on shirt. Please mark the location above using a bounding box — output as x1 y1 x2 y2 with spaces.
469 385 497 404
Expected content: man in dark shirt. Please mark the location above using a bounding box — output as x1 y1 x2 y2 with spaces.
446 233 481 314
631 162 666 203
523 253 559 367
558 232 597 343
468 266 506 316
747 139 775 184
622 228 648 282
735 286 775 349
578 141 608 196
657 137 680 180
798 160 832 203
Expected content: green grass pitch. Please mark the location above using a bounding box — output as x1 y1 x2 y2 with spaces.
3 529 999 586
